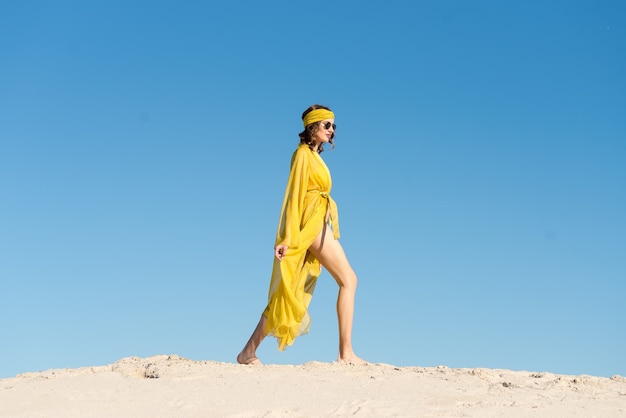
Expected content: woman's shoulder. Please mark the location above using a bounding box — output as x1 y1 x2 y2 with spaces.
289 143 314 167
295 143 312 152
292 143 314 157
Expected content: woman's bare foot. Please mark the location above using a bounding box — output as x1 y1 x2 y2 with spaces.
337 354 368 365
237 315 267 365
237 354 262 365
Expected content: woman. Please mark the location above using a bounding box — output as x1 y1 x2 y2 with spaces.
237 104 365 365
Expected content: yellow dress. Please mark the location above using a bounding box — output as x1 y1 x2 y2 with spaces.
263 143 340 351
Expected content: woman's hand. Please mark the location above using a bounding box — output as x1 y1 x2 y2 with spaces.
274 245 288 261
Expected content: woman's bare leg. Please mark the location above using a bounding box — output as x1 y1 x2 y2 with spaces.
309 225 366 364
237 315 267 365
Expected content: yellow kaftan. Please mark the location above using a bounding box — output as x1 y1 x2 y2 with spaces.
263 143 340 351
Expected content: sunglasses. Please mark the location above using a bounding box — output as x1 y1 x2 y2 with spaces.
320 121 337 130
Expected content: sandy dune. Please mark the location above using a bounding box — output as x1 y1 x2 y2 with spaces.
1 354 625 417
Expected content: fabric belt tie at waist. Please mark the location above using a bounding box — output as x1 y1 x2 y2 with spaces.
309 190 340 239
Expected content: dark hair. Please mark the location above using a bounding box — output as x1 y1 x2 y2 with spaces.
299 104 335 154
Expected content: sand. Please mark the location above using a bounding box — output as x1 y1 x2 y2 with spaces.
1 354 625 417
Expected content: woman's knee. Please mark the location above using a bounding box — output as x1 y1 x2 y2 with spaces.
336 270 358 291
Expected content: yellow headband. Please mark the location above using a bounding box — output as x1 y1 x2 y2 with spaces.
302 109 335 128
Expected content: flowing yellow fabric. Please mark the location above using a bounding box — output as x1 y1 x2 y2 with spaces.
264 144 340 351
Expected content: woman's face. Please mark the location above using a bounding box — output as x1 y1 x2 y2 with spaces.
313 119 335 145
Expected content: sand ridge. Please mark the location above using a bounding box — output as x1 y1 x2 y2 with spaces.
2 354 625 417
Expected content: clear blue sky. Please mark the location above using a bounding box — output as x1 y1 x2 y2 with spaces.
1 1 624 379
